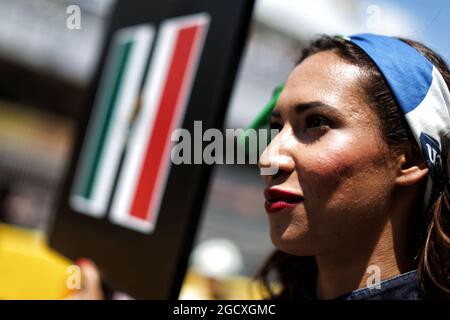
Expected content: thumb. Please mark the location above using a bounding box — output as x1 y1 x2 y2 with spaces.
68 259 104 300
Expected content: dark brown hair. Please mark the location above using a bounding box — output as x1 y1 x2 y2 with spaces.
257 35 450 300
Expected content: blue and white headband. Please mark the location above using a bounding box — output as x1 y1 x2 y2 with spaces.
347 33 450 208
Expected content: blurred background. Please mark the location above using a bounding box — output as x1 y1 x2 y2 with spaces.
0 0 449 299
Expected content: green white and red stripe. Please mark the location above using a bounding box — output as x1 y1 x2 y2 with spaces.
110 14 210 233
70 25 155 217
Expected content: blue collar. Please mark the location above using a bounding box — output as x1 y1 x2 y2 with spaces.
297 270 421 300
341 270 421 300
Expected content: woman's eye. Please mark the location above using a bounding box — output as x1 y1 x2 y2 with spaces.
305 115 331 131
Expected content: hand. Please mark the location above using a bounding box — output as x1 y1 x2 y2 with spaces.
66 259 104 300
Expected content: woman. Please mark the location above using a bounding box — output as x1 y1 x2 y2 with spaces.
257 34 450 300
76 33 450 300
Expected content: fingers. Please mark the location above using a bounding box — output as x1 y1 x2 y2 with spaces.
66 259 104 300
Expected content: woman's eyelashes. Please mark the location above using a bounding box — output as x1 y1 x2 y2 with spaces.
269 114 333 133
304 114 333 131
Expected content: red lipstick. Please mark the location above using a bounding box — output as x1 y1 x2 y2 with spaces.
264 188 303 214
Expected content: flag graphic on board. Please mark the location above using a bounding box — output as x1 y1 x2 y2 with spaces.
70 13 210 233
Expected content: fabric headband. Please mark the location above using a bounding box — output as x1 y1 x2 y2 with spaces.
348 33 450 208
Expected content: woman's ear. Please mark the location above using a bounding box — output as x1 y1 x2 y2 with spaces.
394 151 429 186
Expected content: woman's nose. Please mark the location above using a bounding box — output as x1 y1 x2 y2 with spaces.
258 128 295 177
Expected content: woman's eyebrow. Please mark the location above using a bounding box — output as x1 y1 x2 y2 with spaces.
271 101 340 119
294 101 337 113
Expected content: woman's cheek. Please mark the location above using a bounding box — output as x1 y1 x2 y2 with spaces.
295 133 380 209
296 135 354 183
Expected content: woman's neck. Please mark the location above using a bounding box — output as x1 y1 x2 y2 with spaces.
314 215 415 300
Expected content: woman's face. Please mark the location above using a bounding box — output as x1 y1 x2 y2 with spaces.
259 50 399 256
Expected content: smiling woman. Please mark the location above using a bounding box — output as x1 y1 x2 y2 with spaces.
256 34 450 300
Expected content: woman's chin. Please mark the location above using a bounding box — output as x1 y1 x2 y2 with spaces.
270 227 315 256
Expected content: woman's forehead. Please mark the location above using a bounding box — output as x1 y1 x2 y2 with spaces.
277 51 364 111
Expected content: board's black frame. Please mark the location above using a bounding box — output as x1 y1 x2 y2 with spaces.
48 0 255 299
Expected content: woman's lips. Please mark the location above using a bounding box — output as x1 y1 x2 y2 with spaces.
264 200 297 213
264 188 304 214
